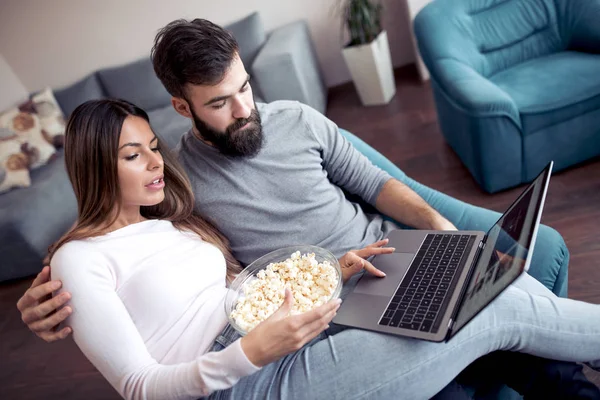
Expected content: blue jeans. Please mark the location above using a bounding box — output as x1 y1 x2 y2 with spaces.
207 272 600 400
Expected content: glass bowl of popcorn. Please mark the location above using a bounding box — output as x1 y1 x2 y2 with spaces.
225 245 342 335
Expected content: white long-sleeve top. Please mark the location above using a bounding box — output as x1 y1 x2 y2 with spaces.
50 219 260 400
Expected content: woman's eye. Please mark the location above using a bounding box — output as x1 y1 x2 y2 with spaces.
241 83 250 93
151 146 160 152
125 154 139 161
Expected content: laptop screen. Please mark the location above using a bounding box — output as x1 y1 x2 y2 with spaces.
451 163 552 335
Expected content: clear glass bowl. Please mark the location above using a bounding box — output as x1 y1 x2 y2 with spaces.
224 245 342 336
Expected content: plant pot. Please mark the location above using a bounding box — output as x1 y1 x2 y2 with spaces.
342 30 396 106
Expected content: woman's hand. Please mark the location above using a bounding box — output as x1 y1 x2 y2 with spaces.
240 288 341 367
338 239 395 283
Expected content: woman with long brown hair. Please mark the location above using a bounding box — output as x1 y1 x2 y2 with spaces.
48 99 241 281
47 99 600 400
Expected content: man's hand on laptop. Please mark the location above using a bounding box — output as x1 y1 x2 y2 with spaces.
338 239 395 282
16 266 73 342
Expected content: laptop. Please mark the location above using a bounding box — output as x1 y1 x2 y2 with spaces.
332 162 553 342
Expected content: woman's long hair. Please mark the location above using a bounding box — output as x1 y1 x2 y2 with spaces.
48 99 241 281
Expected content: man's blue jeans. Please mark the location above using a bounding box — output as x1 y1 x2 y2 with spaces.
208 272 600 400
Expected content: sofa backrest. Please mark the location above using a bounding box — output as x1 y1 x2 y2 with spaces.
225 12 266 69
54 72 105 117
415 0 565 78
98 57 172 112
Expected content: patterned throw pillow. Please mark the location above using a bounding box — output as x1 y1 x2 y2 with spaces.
0 88 66 194
0 126 32 193
30 87 66 149
0 107 56 169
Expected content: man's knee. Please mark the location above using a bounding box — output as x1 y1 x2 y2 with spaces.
530 224 570 296
539 225 569 266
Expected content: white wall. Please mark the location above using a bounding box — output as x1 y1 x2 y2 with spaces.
404 0 433 80
0 53 29 110
0 0 416 92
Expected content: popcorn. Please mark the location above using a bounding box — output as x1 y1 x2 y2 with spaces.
230 251 339 332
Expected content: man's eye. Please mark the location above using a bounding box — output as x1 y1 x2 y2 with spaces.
212 101 226 110
241 83 250 93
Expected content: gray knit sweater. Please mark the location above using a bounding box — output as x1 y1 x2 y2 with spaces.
175 100 397 265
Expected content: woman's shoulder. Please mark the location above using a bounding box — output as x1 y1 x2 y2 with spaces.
50 239 118 291
53 238 101 257
51 239 108 275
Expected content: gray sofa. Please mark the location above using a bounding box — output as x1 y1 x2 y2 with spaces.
0 12 326 282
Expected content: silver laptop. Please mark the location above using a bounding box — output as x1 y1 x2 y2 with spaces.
333 162 553 342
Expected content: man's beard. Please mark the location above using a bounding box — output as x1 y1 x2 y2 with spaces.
190 105 263 158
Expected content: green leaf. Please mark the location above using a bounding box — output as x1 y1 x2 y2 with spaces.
341 0 384 46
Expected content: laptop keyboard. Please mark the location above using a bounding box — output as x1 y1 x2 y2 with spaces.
378 233 476 333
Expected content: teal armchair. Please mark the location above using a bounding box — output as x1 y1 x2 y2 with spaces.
341 128 569 399
413 0 600 193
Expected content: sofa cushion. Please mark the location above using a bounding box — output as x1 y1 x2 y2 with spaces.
225 12 266 68
98 57 171 111
147 105 192 151
54 73 105 117
0 151 77 281
490 51 600 135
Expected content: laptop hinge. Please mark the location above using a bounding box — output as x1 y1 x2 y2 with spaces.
481 234 489 245
448 238 484 336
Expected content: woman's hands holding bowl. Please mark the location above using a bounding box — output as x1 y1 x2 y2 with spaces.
239 239 394 367
240 288 341 367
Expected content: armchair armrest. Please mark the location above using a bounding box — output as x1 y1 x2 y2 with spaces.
433 59 521 128
251 20 326 114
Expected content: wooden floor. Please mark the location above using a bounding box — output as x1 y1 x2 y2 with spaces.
1 65 599 398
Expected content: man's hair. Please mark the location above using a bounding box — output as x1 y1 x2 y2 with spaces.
151 18 239 99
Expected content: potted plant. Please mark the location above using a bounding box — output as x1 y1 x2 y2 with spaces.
339 0 396 106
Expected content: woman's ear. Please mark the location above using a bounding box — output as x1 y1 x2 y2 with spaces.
172 97 192 119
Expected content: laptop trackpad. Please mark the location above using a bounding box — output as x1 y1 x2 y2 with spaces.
352 252 414 297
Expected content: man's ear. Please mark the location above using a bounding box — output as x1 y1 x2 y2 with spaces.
172 97 193 119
